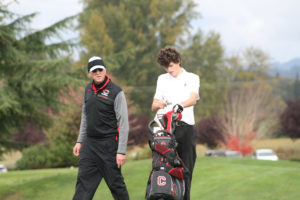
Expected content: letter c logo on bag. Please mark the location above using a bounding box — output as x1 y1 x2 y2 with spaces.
157 176 166 186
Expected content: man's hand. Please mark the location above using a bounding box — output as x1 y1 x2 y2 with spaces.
73 143 82 157
157 100 167 109
152 99 167 112
116 153 126 168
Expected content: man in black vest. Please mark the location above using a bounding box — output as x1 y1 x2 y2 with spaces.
72 56 130 200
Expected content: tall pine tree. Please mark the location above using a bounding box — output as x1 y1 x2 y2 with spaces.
0 3 79 155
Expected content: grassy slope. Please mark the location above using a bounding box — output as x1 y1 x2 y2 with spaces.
0 157 300 200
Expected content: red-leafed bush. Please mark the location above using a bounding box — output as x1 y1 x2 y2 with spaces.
196 115 225 148
280 99 300 139
219 131 258 156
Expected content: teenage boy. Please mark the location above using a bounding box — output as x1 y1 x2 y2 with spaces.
152 47 200 200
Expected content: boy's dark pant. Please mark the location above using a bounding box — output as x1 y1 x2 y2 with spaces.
174 123 197 200
73 137 129 200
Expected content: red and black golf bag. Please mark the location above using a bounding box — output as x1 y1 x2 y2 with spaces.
145 107 189 200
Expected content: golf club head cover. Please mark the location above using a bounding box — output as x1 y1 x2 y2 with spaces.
173 104 183 113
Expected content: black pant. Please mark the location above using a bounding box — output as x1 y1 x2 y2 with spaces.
174 123 197 200
73 137 129 200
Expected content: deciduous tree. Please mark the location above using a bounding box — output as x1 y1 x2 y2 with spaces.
79 0 198 115
182 31 225 118
220 86 277 155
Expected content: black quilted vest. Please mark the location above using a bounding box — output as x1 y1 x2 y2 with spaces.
84 77 122 139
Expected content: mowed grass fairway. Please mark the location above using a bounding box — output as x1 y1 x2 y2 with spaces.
0 157 300 200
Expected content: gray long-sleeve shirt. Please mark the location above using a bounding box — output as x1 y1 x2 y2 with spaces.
76 91 129 154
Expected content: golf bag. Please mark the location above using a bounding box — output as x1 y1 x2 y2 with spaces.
145 107 188 200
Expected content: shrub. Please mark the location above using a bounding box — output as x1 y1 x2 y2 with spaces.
280 99 300 139
128 114 151 146
196 115 225 148
17 145 50 169
17 144 78 169
275 147 300 161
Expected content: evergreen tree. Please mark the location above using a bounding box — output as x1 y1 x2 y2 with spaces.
293 73 300 100
0 3 79 155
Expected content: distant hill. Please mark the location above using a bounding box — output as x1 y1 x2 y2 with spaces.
271 57 300 78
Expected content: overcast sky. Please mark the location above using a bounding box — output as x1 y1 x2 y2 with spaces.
8 0 300 63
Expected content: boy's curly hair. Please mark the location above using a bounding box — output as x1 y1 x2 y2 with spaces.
157 46 181 67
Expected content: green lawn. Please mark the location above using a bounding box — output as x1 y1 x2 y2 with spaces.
0 157 299 200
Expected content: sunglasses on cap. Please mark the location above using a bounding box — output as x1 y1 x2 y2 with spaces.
91 68 104 73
